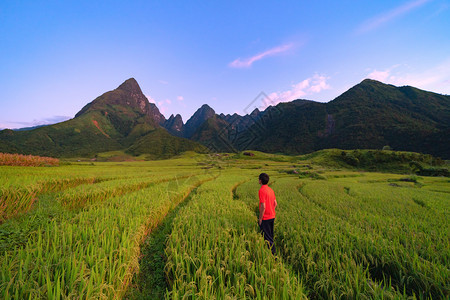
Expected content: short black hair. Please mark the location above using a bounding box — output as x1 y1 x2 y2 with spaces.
259 173 269 185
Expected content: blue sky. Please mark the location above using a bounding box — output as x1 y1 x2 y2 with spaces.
1 0 449 129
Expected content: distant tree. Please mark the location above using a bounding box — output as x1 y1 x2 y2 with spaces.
382 145 392 151
409 161 423 173
340 151 359 167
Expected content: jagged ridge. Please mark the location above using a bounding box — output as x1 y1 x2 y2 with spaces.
1 78 448 159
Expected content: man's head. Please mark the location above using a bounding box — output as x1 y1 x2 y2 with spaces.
259 173 269 185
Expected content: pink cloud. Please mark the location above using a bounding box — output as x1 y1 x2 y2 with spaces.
156 101 167 115
367 70 391 82
265 74 331 107
356 0 432 34
145 94 156 103
177 96 184 101
365 59 450 94
229 43 293 68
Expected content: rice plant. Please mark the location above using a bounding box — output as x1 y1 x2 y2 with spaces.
0 157 448 299
165 173 307 299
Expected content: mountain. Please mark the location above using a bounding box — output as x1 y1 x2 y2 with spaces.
219 108 262 133
13 125 49 131
75 78 166 130
1 78 448 159
191 115 234 152
128 128 204 159
191 80 449 158
193 100 323 153
163 114 184 137
323 79 449 155
0 78 206 158
183 104 216 138
190 108 264 152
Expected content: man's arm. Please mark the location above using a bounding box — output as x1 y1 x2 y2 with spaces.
259 202 265 225
274 199 277 210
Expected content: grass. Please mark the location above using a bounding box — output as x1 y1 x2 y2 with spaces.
0 152 59 166
0 151 448 299
0 160 214 298
164 174 306 299
125 185 201 299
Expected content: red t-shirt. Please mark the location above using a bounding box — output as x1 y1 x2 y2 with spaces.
259 184 276 220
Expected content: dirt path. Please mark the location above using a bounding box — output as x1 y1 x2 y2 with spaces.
124 177 216 299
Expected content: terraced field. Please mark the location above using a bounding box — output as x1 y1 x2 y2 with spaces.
0 154 448 299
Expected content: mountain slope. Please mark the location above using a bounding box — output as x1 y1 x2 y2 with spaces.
191 115 234 152
76 78 166 133
164 114 184 137
236 100 328 154
323 79 449 156
190 80 449 158
128 128 207 159
0 79 205 158
1 78 448 159
183 104 216 138
0 111 123 157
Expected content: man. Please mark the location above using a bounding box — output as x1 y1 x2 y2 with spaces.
258 173 277 255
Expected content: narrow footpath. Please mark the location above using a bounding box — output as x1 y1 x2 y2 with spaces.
124 181 209 299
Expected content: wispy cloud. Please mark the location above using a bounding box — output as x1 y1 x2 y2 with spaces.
426 2 449 20
367 70 391 82
367 64 401 82
229 43 293 68
0 115 71 130
158 80 169 85
264 74 331 107
365 58 450 94
156 98 173 115
145 94 156 104
355 0 432 34
147 93 178 116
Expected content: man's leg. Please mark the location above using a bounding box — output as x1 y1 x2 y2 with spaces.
260 218 275 255
267 218 275 255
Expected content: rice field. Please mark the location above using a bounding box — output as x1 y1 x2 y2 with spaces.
0 153 59 167
0 154 448 299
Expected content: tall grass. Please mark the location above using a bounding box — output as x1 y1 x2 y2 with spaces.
236 176 449 299
0 177 102 223
0 171 213 298
165 173 306 299
56 172 198 209
1 158 448 299
0 152 59 166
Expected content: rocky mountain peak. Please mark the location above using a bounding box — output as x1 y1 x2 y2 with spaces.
250 108 260 117
173 114 183 123
164 114 184 136
74 78 166 126
183 104 216 138
117 78 143 94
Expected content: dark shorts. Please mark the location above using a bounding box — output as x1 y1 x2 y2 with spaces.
259 218 275 255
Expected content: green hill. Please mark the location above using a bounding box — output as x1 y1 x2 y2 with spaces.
324 79 449 156
0 111 122 157
0 79 205 159
300 148 447 174
1 78 448 159
193 79 449 159
128 128 207 159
